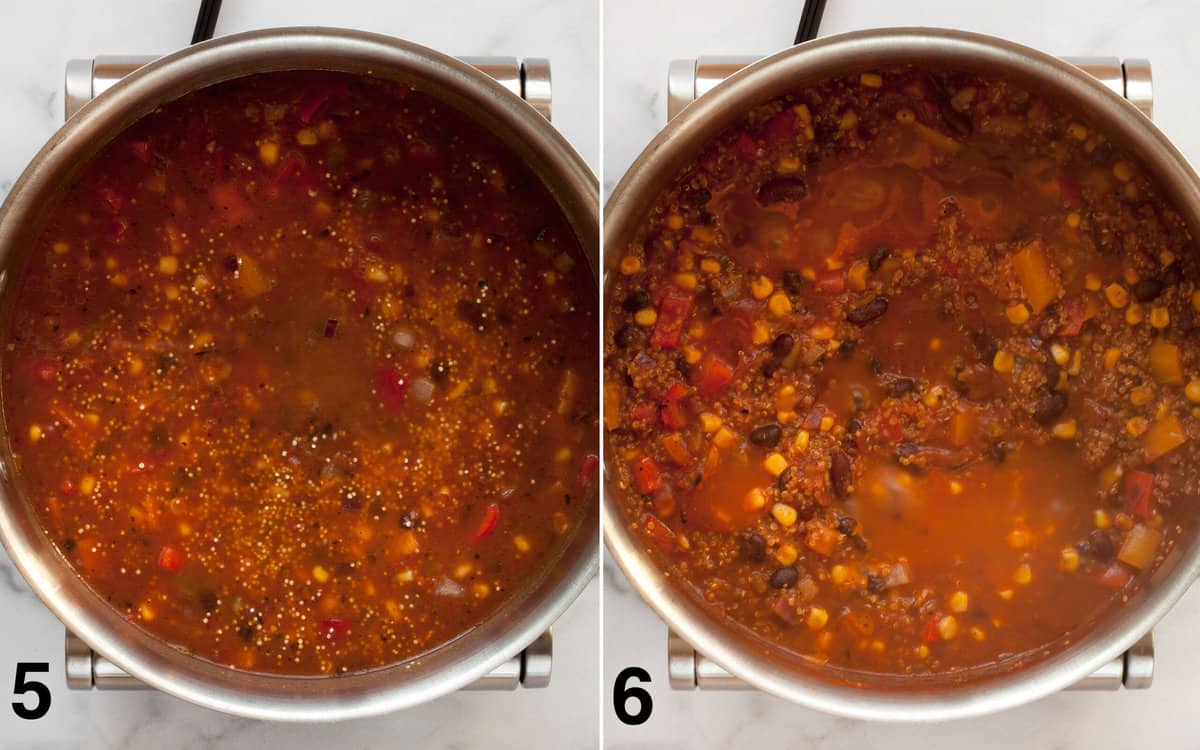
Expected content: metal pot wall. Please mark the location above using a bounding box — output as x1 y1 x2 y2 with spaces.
603 27 1200 721
0 26 598 722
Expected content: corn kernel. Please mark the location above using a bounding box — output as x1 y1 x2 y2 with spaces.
830 564 850 585
1185 380 1200 403
922 385 943 407
839 110 858 130
743 487 767 511
665 214 684 230
1126 303 1144 326
139 603 155 621
847 260 869 291
514 534 531 553
713 427 737 449
1094 509 1112 529
699 413 722 433
1050 343 1069 366
312 564 330 583
683 345 703 364
1124 267 1141 285
619 255 642 275
634 308 657 327
771 502 798 527
1104 347 1121 369
297 128 318 146
158 256 178 275
1067 122 1089 141
819 415 834 432
1150 306 1170 329
1113 161 1133 182
1007 527 1033 549
949 591 969 613
1060 547 1080 571
764 453 789 477
674 272 698 290
768 292 792 317
80 475 96 496
917 644 930 659
750 276 774 300
969 627 987 642
1130 385 1153 406
700 258 721 273
992 350 1015 374
794 430 810 451
1013 563 1033 585
1005 303 1030 325
937 615 959 640
777 156 801 173
860 72 883 88
28 424 42 441
949 479 963 495
1126 416 1149 437
811 324 835 341
1052 418 1078 440
1105 283 1129 308
807 607 829 630
775 543 799 566
998 588 1015 601
52 241 70 255
752 321 771 346
258 141 279 166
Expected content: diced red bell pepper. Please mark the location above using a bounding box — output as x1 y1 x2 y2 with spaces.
129 140 152 163
763 109 797 145
733 132 759 163
693 357 734 396
97 186 124 212
1057 174 1082 207
650 289 694 350
157 545 184 572
635 457 662 495
297 90 331 124
659 382 690 430
921 616 940 643
1122 470 1156 520
317 618 353 641
373 364 410 409
1055 295 1090 337
815 271 845 294
472 502 500 541
641 512 676 553
32 359 60 383
631 401 658 426
578 454 599 487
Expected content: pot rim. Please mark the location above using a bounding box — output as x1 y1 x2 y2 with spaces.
603 26 1200 722
0 26 598 721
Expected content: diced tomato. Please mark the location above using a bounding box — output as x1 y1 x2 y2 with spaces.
394 83 413 99
641 512 676 553
693 357 734 396
129 140 152 163
650 289 694 349
763 109 796 145
815 271 845 294
631 401 658 426
157 545 184 571
1057 174 1082 207
208 182 252 224
1122 470 1156 520
660 400 687 430
732 132 759 163
297 90 331 124
32 359 60 383
1055 295 1091 337
472 502 500 541
317 618 353 641
1098 561 1132 588
109 218 130 241
921 616 940 643
97 186 124 212
635 457 662 495
373 364 409 409
578 454 599 487
273 153 303 186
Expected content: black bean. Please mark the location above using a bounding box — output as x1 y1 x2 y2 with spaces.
846 418 862 435
675 356 693 379
622 290 652 312
781 271 805 295
760 360 780 378
429 358 452 382
868 246 891 272
839 339 857 358
988 439 1009 463
971 330 998 363
846 297 888 326
613 323 638 348
836 515 857 535
222 254 240 272
757 177 809 205
1132 277 1164 303
686 186 712 206
197 589 219 612
889 377 915 397
866 572 886 594
1162 264 1183 287
771 332 795 359
896 441 920 459
739 532 767 562
749 423 783 448
1088 529 1115 560
1032 391 1068 425
770 566 800 589
830 450 853 498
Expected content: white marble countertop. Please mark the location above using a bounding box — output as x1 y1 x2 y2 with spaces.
603 1 1200 748
0 1 598 748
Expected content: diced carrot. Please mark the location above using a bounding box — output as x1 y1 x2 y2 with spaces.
1143 412 1187 461
578 454 599 487
1013 240 1058 313
635 457 662 495
693 357 734 396
659 382 689 429
805 524 840 556
641 512 676 553
157 545 184 571
603 383 623 431
472 502 500 541
1122 470 1155 519
650 289 694 349
661 433 691 466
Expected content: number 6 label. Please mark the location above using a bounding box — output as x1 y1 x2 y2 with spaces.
612 666 652 725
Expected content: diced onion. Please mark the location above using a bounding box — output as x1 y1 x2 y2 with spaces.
393 329 415 348
411 377 435 403
885 561 911 588
434 578 464 597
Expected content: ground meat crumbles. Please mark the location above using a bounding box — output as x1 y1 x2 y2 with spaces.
605 67 1200 677
4 71 598 675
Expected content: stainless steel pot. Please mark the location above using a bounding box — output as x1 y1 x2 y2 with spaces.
603 27 1200 721
0 26 598 722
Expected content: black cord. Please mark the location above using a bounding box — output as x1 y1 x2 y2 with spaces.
794 0 827 44
191 0 223 44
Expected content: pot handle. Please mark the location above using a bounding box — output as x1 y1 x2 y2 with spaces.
667 629 1153 692
65 54 552 122
65 626 553 691
666 55 1152 122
